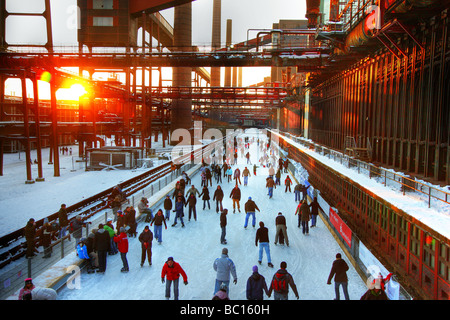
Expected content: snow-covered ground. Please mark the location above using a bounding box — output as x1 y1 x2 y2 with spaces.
49 131 368 300
5 128 447 300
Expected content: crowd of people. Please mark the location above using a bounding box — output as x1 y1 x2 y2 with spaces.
19 134 391 300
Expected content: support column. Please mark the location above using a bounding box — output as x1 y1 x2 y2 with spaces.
171 2 193 136
211 0 221 87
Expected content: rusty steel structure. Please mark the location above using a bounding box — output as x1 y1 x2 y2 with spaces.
293 0 450 186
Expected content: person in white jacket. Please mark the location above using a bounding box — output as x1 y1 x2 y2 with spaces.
213 248 237 296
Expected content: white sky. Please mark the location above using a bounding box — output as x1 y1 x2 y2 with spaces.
4 0 307 89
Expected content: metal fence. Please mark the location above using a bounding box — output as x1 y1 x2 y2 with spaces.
277 131 450 210
0 162 196 300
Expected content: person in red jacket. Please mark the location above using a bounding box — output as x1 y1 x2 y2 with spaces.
161 257 188 300
113 227 129 272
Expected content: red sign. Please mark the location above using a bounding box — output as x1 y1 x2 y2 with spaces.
329 208 352 248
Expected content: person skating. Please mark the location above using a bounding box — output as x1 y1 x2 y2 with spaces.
284 175 292 193
229 184 241 213
309 196 323 227
213 248 237 295
246 265 270 300
213 185 224 213
295 200 311 235
186 193 197 221
233 167 241 185
172 197 185 227
242 167 251 186
185 184 200 199
244 197 260 229
294 183 301 202
163 195 172 221
150 209 167 244
138 225 153 266
255 221 273 267
327 253 350 300
274 212 289 246
161 257 188 300
268 261 299 300
266 176 275 199
199 185 211 210
113 227 129 272
220 209 228 244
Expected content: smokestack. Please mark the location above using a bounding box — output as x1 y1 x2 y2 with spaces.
211 0 221 87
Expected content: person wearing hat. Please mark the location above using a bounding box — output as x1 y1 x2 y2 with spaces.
244 196 260 229
268 261 299 300
161 257 188 300
18 278 35 300
138 225 153 266
242 167 251 186
212 282 230 300
213 248 237 296
220 209 228 244
327 253 350 300
114 227 129 272
246 265 270 300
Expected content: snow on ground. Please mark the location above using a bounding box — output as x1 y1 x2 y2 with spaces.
0 142 166 237
52 131 369 300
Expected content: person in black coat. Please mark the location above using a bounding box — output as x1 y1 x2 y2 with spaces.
94 224 111 273
246 265 270 300
255 221 273 267
220 209 228 244
199 186 211 210
164 196 173 221
229 185 241 213
58 204 69 239
308 196 323 227
24 218 36 258
327 253 350 300
139 225 153 266
213 186 224 213
186 193 197 221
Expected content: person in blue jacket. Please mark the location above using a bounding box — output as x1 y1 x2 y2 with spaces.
172 197 185 228
246 265 270 300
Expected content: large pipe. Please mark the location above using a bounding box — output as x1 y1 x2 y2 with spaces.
305 0 321 28
171 2 193 135
211 0 221 87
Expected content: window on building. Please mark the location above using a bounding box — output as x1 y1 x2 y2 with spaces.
93 17 114 27
93 0 113 9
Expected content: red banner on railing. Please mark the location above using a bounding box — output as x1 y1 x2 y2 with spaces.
329 207 352 248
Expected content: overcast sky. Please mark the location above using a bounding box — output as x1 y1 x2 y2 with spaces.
5 0 307 88
6 0 306 45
